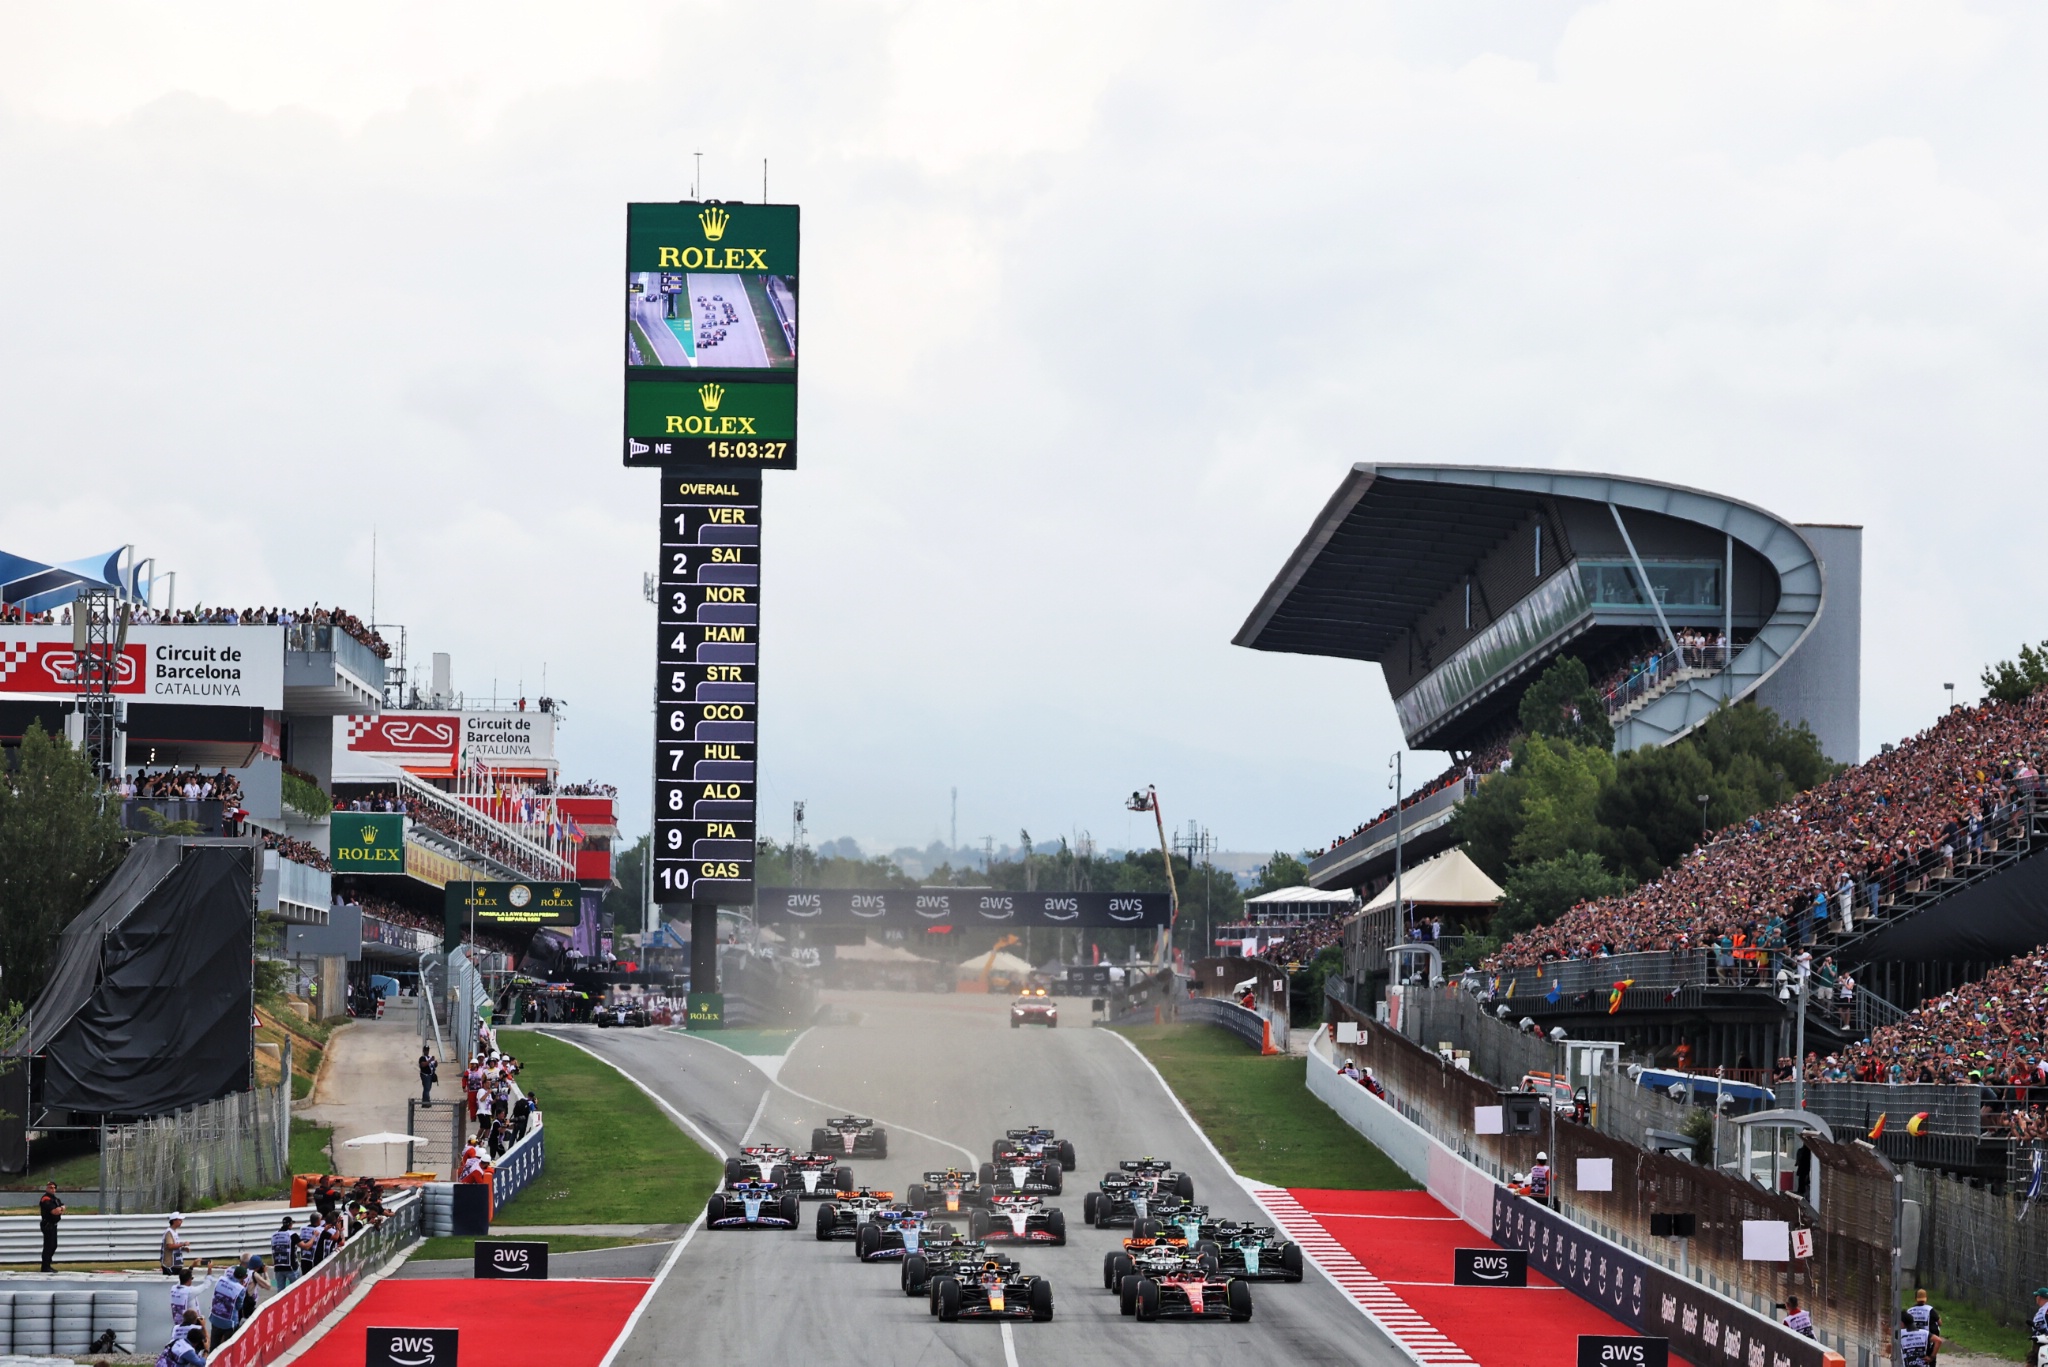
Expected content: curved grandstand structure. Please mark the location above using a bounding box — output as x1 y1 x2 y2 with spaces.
1236 465 1861 889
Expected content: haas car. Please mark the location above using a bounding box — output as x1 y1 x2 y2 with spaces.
815 1187 900 1242
994 1126 1077 1171
968 1193 1067 1246
812 1116 888 1159
930 1256 1055 1323
1106 1245 1253 1323
855 1208 958 1263
723 1145 853 1198
908 1168 990 1216
704 1179 801 1231
1084 1159 1197 1228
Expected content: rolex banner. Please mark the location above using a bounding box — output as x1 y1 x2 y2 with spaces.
330 813 406 872
443 881 582 951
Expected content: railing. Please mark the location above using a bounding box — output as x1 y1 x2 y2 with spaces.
1181 994 1285 1051
119 798 225 836
1599 640 1731 717
1311 774 1477 876
97 1081 292 1213
211 1191 421 1367
389 767 572 881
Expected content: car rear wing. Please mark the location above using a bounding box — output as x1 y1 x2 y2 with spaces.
921 1170 972 1183
826 1116 875 1128
1004 1127 1053 1140
1119 1159 1173 1172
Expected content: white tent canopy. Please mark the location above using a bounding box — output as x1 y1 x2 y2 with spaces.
1243 885 1356 910
1360 848 1504 912
958 950 1035 977
834 938 934 964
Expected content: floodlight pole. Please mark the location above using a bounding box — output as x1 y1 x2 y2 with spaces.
1391 753 1406 942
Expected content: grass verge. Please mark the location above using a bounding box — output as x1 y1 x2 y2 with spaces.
1117 1024 1415 1190
291 1118 335 1176
0 1144 101 1191
410 1234 645 1261
491 1032 719 1226
1906 1288 2030 1362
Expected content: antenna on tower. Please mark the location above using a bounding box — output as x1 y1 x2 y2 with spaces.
950 787 957 853
693 151 703 200
763 158 769 204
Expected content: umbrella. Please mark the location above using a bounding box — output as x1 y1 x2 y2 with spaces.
342 1131 431 1178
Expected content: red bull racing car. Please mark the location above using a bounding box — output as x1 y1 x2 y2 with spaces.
704 1179 801 1231
930 1257 1055 1322
908 1168 991 1216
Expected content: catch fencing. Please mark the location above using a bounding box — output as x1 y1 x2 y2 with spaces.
97 1081 292 1213
1901 1163 2048 1327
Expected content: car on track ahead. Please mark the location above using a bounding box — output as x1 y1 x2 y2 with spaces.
814 1187 901 1241
907 1168 990 1216
704 1179 801 1231
993 1125 1077 1171
1196 1218 1306 1282
1010 989 1058 1029
779 1152 855 1198
724 1145 792 1187
982 1152 1062 1197
930 1257 1055 1322
854 1208 959 1263
1083 1159 1196 1228
812 1116 888 1159
968 1193 1067 1246
1107 1246 1253 1323
902 1238 997 1297
1114 1201 1211 1251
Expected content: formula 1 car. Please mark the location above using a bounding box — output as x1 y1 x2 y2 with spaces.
968 1194 1067 1246
783 1152 856 1198
1010 989 1059 1028
855 1208 959 1262
704 1180 801 1231
812 1116 889 1159
902 1238 997 1297
981 1153 1063 1197
993 1126 1077 1172
724 1144 792 1187
908 1168 991 1216
930 1257 1055 1322
814 1187 901 1242
1109 1246 1252 1322
1114 1202 1210 1251
1084 1159 1196 1227
1200 1219 1306 1282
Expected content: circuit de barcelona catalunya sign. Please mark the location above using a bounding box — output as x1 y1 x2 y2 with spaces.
0 625 284 708
754 888 1172 928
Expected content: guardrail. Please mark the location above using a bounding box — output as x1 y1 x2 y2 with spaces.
212 1191 420 1367
1179 994 1287 1053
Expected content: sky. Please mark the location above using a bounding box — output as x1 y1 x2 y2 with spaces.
3 1 2046 859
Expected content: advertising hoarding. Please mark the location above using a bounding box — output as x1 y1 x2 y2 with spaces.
0 625 283 708
753 888 1174 928
460 711 554 766
330 813 406 872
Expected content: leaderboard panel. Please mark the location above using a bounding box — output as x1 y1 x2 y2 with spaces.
654 474 760 905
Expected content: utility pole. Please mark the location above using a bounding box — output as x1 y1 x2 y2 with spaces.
1390 753 1406 942
951 787 957 855
791 801 806 885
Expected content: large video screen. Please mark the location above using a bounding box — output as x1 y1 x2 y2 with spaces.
625 202 799 469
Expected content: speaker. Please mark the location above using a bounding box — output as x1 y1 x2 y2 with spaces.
1673 1213 1697 1238
1650 1213 1673 1238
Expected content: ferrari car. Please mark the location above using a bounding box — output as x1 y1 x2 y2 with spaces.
814 1187 901 1242
1010 989 1059 1029
902 1239 996 1297
1110 1246 1252 1322
908 1168 990 1216
970 1194 1067 1245
855 1208 959 1262
1084 1159 1196 1228
1201 1219 1306 1282
812 1115 889 1159
704 1179 801 1231
931 1258 1055 1322
993 1126 1077 1171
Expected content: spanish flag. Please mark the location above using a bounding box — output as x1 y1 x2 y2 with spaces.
1906 1112 1931 1138
1504 977 1516 1000
1608 979 1634 1014
1868 1113 1887 1140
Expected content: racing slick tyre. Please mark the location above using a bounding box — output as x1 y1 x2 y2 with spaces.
979 1162 997 1188
1118 1276 1138 1317
969 1209 992 1240
902 1254 928 1296
769 1164 792 1190
834 1167 853 1193
1083 1192 1100 1225
1046 1167 1064 1195
1135 1278 1161 1322
1196 1252 1219 1276
1134 1218 1160 1239
1227 1278 1253 1323
907 1184 927 1211
856 1222 883 1261
1280 1241 1305 1281
811 1128 832 1153
1030 1279 1054 1322
1057 1140 1076 1171
815 1205 837 1241
1104 1251 1134 1291
935 1277 961 1323
780 1194 800 1226
1175 1172 1196 1200
1046 1207 1067 1245
705 1193 727 1225
871 1129 888 1158
723 1157 746 1185
1196 1239 1221 1261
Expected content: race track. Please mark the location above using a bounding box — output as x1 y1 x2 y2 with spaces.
686 272 771 368
549 991 1410 1367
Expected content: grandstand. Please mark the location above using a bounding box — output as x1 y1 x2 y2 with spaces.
1236 465 1861 892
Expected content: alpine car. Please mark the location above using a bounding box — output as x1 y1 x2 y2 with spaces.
1010 988 1059 1029
1110 1246 1252 1322
1084 1159 1197 1228
704 1179 801 1231
902 1239 996 1297
993 1126 1078 1171
1201 1219 1306 1282
855 1208 958 1262
812 1116 889 1159
814 1187 901 1242
931 1257 1055 1322
908 1168 990 1216
969 1193 1067 1246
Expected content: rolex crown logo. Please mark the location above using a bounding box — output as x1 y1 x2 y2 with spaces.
363 826 375 843
698 206 729 242
699 382 725 411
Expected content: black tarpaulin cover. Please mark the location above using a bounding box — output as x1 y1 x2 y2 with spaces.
1848 845 2048 966
41 843 254 1114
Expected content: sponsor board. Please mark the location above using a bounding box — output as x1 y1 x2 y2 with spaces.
445 880 581 932
461 711 554 765
0 625 283 707
686 991 724 1028
472 1239 548 1280
365 1327 457 1367
1453 1246 1528 1286
343 713 460 774
754 888 1172 928
331 813 406 872
1576 1337 1667 1367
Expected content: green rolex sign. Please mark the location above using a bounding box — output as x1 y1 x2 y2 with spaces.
330 813 405 871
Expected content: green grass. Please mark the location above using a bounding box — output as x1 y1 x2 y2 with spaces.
1907 1289 2031 1362
410 1234 645 1261
291 1118 335 1176
0 1143 102 1191
490 1032 719 1226
1117 1024 1416 1190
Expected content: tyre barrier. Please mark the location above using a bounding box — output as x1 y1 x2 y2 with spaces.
10 1291 54 1358
91 1290 141 1354
0 1287 155 1358
51 1290 92 1357
0 1291 12 1355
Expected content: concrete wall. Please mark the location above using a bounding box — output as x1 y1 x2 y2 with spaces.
1756 523 1863 763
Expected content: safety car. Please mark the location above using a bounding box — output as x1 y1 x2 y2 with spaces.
1010 989 1058 1028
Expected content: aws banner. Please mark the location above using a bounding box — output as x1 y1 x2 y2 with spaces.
754 888 1171 928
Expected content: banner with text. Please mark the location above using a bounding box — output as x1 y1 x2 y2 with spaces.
330 813 407 872
755 888 1172 928
0 625 283 708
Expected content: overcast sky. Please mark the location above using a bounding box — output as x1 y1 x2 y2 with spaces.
3 1 2044 859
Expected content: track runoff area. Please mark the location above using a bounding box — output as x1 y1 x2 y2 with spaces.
287 992 1665 1367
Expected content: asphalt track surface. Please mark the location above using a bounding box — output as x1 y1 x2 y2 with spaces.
687 272 771 368
628 279 692 367
551 991 1410 1367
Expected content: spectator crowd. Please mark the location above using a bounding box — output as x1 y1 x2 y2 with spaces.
116 768 245 805
71 602 394 659
1490 693 2048 972
1310 739 1515 858
1595 630 1733 714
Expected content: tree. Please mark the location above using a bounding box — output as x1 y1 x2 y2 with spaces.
1982 641 2048 704
1518 656 1615 752
1493 851 1634 939
1508 734 1614 866
0 724 126 1007
1447 762 1529 882
1250 852 1311 897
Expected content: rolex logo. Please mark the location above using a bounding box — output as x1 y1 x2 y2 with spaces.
699 206 729 242
699 383 724 411
363 826 376 844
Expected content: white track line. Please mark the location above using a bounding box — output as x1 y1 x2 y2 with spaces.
1000 1321 1020 1367
542 1031 727 1155
738 1086 772 1146
594 1215 702 1367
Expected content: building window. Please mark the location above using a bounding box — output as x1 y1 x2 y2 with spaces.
1579 561 1720 609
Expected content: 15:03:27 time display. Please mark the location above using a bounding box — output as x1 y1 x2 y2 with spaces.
706 441 790 462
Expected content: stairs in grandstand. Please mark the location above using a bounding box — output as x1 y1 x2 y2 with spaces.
1609 665 1719 724
1824 799 2048 969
